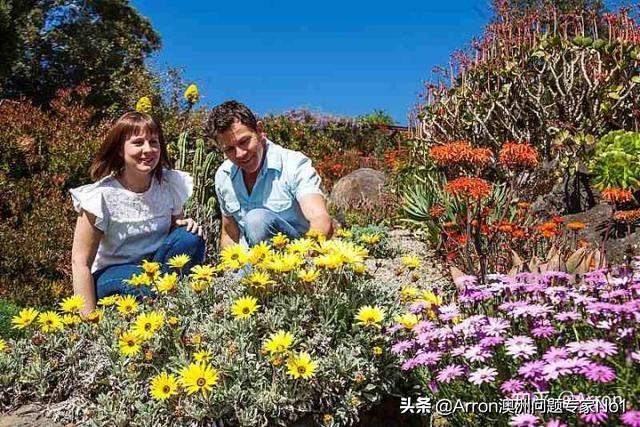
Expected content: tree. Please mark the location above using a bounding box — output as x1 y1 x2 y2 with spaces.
0 0 161 111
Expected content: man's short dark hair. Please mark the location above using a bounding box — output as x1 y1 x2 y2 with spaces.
204 100 258 144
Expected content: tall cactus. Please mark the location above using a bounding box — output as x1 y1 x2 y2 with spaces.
173 132 222 256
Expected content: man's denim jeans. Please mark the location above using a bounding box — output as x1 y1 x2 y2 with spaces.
92 227 205 299
243 208 303 247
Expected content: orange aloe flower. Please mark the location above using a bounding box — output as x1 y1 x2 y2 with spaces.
613 209 640 223
499 142 539 169
601 188 634 204
445 177 492 200
566 221 586 231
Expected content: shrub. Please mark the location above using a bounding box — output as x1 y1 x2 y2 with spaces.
0 89 106 305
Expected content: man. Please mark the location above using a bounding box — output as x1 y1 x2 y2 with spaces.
205 100 332 249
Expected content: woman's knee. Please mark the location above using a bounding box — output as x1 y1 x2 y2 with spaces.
171 226 205 250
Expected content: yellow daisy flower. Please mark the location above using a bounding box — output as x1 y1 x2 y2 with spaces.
131 311 165 340
286 352 317 379
0 339 8 352
421 290 443 307
400 286 421 302
313 252 344 270
305 228 326 242
190 279 210 293
297 268 320 283
231 296 259 319
61 314 82 326
11 308 39 329
190 264 216 281
150 372 179 401
116 295 139 316
86 309 104 323
263 330 294 355
37 311 64 333
155 272 179 294
220 244 249 270
335 228 353 238
372 346 383 356
97 295 120 306
118 331 142 357
354 305 385 328
179 361 219 397
271 232 289 249
351 263 368 275
360 233 382 245
242 271 275 289
401 254 421 269
126 272 152 287
59 295 85 314
167 254 191 269
266 253 303 273
249 242 272 265
286 238 315 256
395 313 420 329
141 260 161 275
193 348 213 363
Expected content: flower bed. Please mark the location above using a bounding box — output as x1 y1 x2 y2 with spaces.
0 230 416 427
391 264 640 426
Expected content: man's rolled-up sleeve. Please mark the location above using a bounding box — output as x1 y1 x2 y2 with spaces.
292 154 323 201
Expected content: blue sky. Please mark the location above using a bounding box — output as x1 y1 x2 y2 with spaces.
130 0 494 125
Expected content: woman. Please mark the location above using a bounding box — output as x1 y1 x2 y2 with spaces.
70 111 205 315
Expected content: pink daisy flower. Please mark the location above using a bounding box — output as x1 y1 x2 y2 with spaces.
620 410 640 427
509 413 539 427
436 364 464 383
581 363 616 383
468 367 498 385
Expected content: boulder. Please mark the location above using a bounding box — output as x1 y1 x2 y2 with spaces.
563 203 640 263
329 168 386 211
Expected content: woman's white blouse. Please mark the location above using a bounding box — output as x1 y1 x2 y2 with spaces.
69 169 193 273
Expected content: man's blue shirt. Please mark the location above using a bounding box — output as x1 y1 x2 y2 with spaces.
214 139 323 242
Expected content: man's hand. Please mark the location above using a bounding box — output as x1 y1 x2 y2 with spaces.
175 218 203 237
298 194 332 238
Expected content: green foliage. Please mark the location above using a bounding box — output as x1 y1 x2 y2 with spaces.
590 130 640 190
0 299 22 340
0 0 160 111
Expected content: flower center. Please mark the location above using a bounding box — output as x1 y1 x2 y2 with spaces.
127 340 135 346
144 323 152 331
297 366 306 374
242 308 250 314
197 378 206 387
162 385 170 393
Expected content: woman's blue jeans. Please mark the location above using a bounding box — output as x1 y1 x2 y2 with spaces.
92 227 205 299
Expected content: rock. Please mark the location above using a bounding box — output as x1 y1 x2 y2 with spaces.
0 404 63 427
563 203 640 263
329 168 386 211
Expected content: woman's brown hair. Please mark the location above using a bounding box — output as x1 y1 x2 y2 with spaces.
90 111 173 182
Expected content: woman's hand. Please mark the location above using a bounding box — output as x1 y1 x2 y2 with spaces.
175 218 203 237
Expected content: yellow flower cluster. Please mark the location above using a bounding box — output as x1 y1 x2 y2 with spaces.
260 330 317 379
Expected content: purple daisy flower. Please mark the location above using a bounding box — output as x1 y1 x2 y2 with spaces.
391 340 414 355
451 345 467 357
566 341 590 357
543 346 569 363
580 411 608 424
436 364 464 383
464 345 491 363
500 379 525 395
509 413 539 427
484 317 510 337
518 360 545 379
554 310 581 322
531 325 556 339
582 363 616 383
468 367 498 385
545 419 567 427
480 336 504 348
620 410 640 427
413 350 443 367
584 339 617 358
